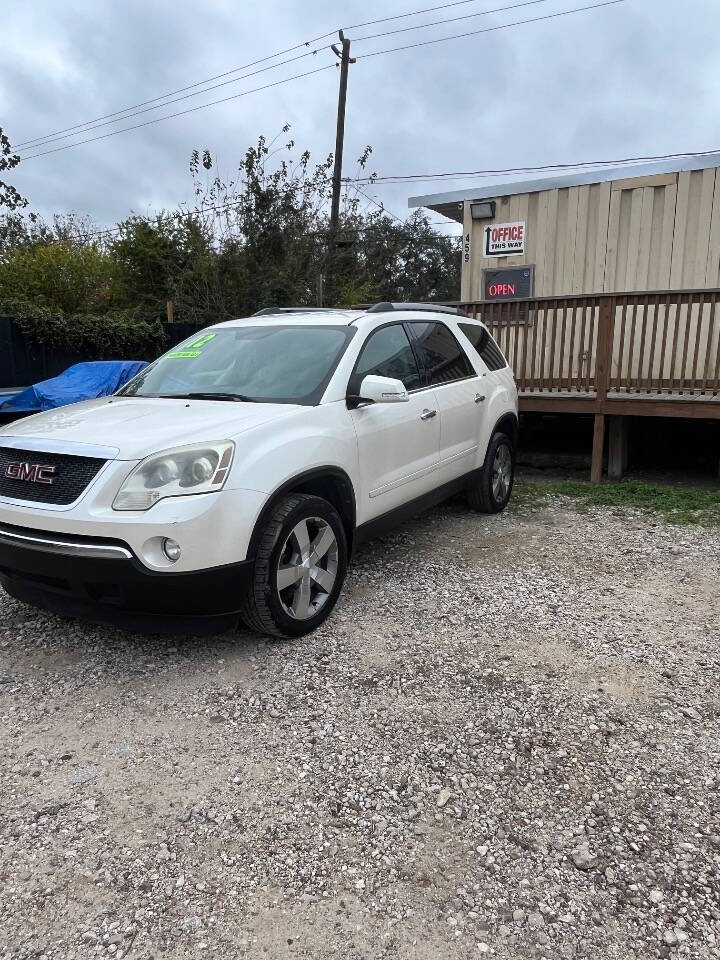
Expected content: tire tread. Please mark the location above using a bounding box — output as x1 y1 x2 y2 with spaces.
239 493 343 638
467 431 514 514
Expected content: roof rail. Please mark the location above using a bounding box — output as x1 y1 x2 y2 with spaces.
366 301 467 317
252 306 346 316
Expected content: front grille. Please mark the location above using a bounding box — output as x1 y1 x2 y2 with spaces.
0 447 106 505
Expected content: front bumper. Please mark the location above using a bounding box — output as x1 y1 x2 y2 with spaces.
0 522 253 634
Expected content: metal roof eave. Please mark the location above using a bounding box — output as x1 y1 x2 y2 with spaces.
408 151 720 222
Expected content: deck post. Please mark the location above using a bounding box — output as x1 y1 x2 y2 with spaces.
595 295 614 400
591 414 606 483
590 296 615 483
608 416 629 479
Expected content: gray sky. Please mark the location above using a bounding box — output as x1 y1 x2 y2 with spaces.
2 0 717 235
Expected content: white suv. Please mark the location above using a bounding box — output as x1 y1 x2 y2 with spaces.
0 304 518 637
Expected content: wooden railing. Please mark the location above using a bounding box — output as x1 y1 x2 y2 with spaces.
460 289 720 400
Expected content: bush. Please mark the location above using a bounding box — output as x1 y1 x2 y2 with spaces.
5 298 164 359
0 242 121 314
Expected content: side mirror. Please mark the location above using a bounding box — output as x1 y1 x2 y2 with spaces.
348 375 409 408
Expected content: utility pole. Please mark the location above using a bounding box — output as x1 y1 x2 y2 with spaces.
326 30 355 304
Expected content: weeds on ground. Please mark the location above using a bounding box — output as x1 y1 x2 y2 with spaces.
510 479 720 528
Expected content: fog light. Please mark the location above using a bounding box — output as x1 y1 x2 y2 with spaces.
162 538 182 562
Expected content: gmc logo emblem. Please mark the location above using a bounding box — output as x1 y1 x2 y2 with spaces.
5 462 57 485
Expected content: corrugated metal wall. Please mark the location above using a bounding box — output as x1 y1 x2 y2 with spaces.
463 166 720 300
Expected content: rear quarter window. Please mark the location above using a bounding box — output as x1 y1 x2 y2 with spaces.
407 321 475 386
458 323 508 372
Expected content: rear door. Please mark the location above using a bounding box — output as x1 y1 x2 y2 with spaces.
407 319 486 483
348 322 441 521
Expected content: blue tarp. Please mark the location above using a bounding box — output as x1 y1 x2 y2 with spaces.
0 360 148 413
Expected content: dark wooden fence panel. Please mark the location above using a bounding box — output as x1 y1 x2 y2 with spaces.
0 317 202 388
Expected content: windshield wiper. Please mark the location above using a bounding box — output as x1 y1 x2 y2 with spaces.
162 392 258 403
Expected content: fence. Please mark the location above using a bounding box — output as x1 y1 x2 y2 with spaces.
0 316 202 389
460 289 720 400
460 289 720 481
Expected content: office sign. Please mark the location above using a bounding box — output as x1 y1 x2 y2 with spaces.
483 220 525 257
483 266 534 301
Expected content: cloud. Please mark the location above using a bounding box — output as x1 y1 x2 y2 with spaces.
2 0 717 231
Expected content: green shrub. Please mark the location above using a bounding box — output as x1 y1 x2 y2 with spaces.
4 298 164 359
0 242 121 314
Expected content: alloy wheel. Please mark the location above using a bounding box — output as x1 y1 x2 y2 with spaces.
276 517 339 620
491 443 512 502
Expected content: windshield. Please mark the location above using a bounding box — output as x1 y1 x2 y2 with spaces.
119 324 354 404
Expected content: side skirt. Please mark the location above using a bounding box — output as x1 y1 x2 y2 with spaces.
353 469 479 550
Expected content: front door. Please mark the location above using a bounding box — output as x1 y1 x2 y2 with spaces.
349 323 441 522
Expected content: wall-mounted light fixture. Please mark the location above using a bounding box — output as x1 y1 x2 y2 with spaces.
470 200 496 220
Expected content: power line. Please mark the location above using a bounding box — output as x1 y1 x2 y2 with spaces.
352 185 405 225
72 135 716 243
355 0 552 43
52 188 459 243
345 0 527 32
17 0 624 158
19 0 552 153
352 186 461 237
74 221 459 247
20 64 337 161
15 35 337 150
20 1 625 163
14 0 547 151
359 0 625 59
347 148 720 185
17 47 331 152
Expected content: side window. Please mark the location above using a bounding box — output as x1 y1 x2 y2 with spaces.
351 323 422 393
458 322 508 372
408 321 475 386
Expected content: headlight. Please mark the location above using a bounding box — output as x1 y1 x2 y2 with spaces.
113 441 234 511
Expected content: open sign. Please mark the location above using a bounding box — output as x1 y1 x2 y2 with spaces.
483 266 534 302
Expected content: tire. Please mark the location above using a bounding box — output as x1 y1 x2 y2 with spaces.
467 432 515 514
240 493 348 639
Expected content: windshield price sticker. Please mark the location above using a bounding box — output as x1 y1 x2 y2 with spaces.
168 333 216 359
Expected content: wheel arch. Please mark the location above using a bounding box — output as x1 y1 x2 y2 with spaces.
491 411 519 452
247 467 357 560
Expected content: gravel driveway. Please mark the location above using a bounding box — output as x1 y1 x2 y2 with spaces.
1 492 719 960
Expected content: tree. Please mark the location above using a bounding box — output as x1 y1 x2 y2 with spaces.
0 211 99 259
184 132 459 315
0 241 121 314
184 132 334 319
0 128 27 211
333 209 460 306
0 129 461 339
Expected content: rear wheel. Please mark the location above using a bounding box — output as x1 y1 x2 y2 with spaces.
467 432 515 513
240 494 348 638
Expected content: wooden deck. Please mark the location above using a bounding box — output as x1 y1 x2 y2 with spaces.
460 289 720 480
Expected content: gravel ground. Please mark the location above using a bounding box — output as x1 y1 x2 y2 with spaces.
1 494 719 960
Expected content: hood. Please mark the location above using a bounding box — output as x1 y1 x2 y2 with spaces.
0 396 300 460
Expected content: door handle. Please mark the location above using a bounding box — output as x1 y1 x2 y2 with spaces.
420 408 437 421
475 394 486 403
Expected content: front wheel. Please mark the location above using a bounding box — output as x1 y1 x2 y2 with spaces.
240 493 348 638
467 432 515 513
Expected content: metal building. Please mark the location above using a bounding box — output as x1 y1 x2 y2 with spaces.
410 154 720 480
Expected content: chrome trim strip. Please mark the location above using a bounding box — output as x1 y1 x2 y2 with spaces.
0 436 119 459
0 524 133 560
